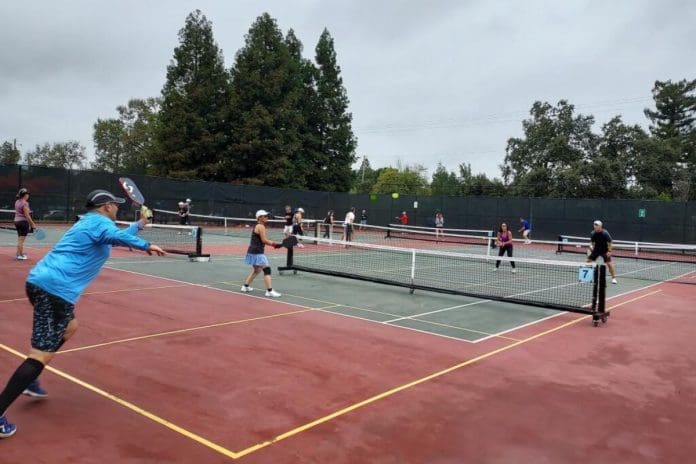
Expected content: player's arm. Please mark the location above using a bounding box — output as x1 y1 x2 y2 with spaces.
606 232 613 255
23 204 37 229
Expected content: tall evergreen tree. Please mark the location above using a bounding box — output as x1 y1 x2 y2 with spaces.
286 29 323 189
226 13 304 187
153 10 230 180
314 29 357 192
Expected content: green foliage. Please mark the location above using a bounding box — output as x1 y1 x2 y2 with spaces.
24 141 86 169
502 100 597 198
154 10 231 180
225 13 304 187
92 98 161 174
371 165 430 195
313 29 357 192
0 141 21 164
430 163 460 196
352 157 381 193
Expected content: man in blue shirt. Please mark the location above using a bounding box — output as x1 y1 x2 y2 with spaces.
518 217 532 244
0 189 166 438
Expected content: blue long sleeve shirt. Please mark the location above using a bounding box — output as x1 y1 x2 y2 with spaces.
27 213 151 304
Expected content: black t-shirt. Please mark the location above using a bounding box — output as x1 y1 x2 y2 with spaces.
284 212 293 226
247 227 265 254
590 230 612 254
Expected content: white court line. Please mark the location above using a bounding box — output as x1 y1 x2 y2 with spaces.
382 300 491 323
473 312 566 343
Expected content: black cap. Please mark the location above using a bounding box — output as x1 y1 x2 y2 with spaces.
16 188 29 198
85 189 126 207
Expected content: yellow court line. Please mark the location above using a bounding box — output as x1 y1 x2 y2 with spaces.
59 309 312 354
83 284 191 296
233 289 661 459
0 297 26 304
0 343 240 460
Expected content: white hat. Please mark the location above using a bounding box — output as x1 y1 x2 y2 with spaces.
178 201 185 207
297 207 305 213
256 209 270 218
186 198 191 203
593 220 602 226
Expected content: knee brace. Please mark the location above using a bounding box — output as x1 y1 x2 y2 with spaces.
263 267 272 276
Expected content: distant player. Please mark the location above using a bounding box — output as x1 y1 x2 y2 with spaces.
293 207 305 247
518 217 531 244
397 211 408 225
282 205 293 237
177 201 190 226
359 209 368 230
586 220 618 284
434 211 444 239
343 207 356 243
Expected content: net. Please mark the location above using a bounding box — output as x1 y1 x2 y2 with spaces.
557 235 696 285
316 222 496 252
281 236 607 316
152 208 318 242
112 220 204 257
0 209 15 232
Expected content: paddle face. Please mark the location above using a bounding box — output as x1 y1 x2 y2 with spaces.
118 177 145 206
33 228 46 241
281 235 298 248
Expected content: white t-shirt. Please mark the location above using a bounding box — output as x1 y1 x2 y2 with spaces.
344 211 355 225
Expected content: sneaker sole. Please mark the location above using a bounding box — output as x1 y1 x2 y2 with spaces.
22 389 47 398
0 429 17 438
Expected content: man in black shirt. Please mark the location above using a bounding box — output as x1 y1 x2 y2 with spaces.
586 220 618 284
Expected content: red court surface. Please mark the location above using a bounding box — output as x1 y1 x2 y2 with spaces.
1 255 695 463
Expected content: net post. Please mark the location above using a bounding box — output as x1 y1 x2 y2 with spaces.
591 264 607 326
195 226 203 257
410 248 416 293
557 235 563 254
278 245 294 273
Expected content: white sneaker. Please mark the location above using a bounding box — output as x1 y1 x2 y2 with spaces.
16 255 28 261
241 286 253 292
493 267 498 271
265 290 281 297
511 268 517 273
611 278 618 284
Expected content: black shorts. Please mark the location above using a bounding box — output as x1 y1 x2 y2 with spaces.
15 220 30 237
26 282 75 352
588 250 612 263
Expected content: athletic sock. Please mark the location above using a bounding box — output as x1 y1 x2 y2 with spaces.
0 358 45 415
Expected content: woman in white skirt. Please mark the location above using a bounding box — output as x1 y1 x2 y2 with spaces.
241 210 282 297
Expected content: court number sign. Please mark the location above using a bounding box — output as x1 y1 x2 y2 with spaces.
578 266 594 282
638 208 646 218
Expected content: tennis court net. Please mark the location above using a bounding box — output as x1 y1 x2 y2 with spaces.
557 234 696 285
0 209 15 232
281 236 607 318
316 222 495 251
111 220 204 257
152 208 319 241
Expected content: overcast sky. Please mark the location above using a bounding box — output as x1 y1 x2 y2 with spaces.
1 0 694 178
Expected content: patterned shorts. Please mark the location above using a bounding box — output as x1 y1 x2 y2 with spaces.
26 282 75 352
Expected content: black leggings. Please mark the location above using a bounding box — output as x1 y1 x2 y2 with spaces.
496 245 515 268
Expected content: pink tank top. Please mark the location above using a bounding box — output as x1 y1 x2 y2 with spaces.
14 199 28 222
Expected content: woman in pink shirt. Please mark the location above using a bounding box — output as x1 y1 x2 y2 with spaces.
494 222 516 273
14 188 37 260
